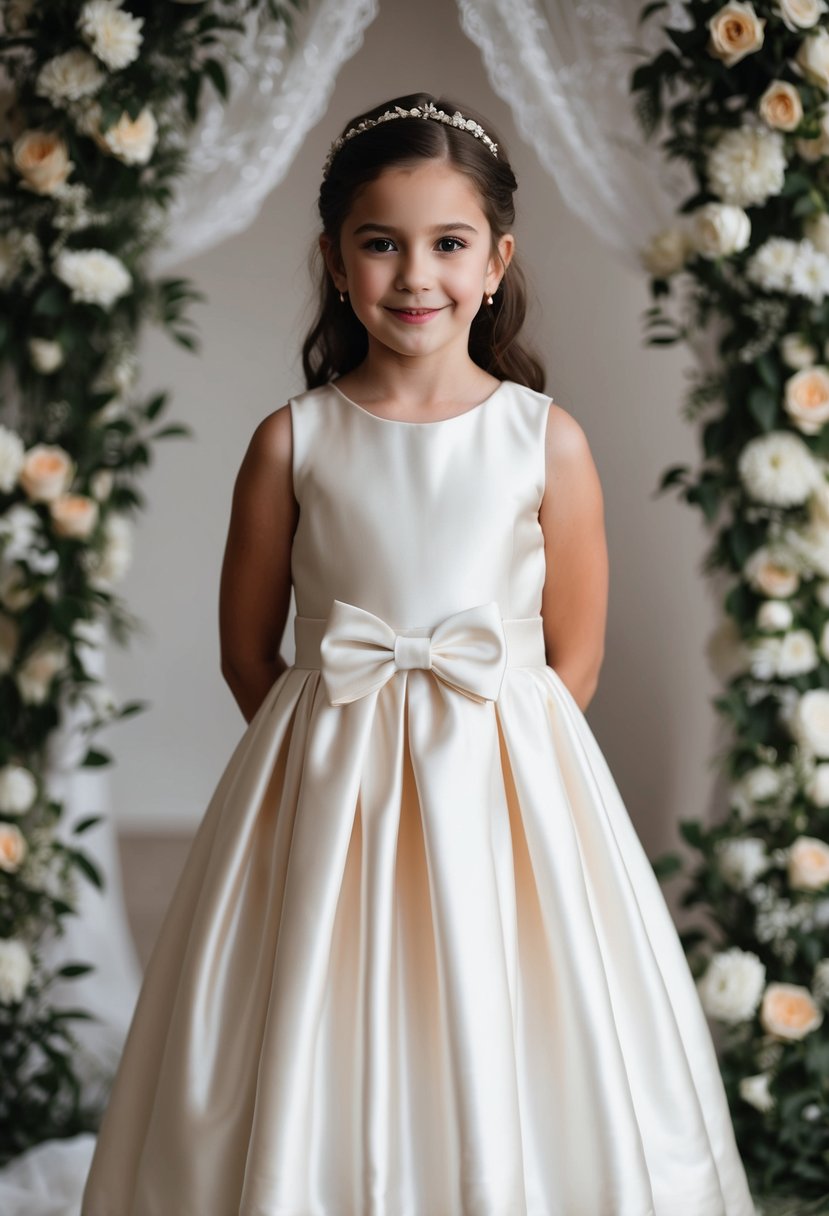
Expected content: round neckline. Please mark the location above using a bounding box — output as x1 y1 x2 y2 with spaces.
329 379 508 427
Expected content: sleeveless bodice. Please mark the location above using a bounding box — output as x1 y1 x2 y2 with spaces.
288 380 551 628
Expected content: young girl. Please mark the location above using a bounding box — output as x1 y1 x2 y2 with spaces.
81 92 757 1215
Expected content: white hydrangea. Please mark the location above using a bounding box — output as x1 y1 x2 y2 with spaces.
706 122 786 208
738 431 820 506
0 764 37 816
54 248 131 309
738 1072 775 1112
0 939 33 1005
0 425 24 493
789 241 829 305
715 837 770 889
35 49 105 105
78 0 144 71
746 236 801 292
777 628 819 676
697 947 766 1023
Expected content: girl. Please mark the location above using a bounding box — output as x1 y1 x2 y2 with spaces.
81 92 757 1215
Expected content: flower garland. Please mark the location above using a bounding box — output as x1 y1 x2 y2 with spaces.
0 0 300 1163
634 0 829 1200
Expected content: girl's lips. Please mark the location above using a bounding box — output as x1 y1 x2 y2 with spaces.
386 306 443 325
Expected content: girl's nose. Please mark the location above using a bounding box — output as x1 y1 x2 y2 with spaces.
395 250 432 293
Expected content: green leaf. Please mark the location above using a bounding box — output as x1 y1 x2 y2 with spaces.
69 849 103 891
748 386 779 431
203 59 228 101
80 748 111 768
152 424 193 440
71 815 103 835
55 963 95 979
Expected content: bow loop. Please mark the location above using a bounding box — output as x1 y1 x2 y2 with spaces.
318 599 507 706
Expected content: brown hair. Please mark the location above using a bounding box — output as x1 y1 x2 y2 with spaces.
301 91 545 392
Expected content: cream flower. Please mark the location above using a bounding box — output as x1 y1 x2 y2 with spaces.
16 636 69 705
780 332 818 369
28 338 64 375
790 242 829 305
759 80 803 131
715 837 770 889
760 981 824 1039
806 762 829 806
78 0 144 71
746 237 800 293
757 599 793 631
0 823 27 873
12 130 73 196
19 444 74 503
88 103 158 165
785 367 829 435
54 248 131 309
739 1072 775 1111
688 203 751 258
776 0 828 29
737 432 819 507
0 425 24 494
697 947 766 1023
791 688 829 757
640 225 692 276
35 49 105 105
0 764 37 816
744 546 801 597
0 940 32 1005
788 835 829 889
795 26 829 90
707 2 766 67
777 628 819 676
0 613 19 675
706 123 785 208
49 493 99 540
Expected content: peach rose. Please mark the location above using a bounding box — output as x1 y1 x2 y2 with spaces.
759 80 804 132
707 2 766 68
12 129 73 195
760 982 824 1040
49 493 99 540
784 366 829 435
91 106 157 165
0 823 27 873
788 835 829 890
744 548 800 598
19 444 74 503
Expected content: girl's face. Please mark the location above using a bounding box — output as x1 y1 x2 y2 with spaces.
322 158 514 369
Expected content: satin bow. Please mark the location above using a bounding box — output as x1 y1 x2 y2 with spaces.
318 599 508 706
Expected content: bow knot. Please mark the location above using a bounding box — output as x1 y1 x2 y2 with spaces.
319 599 507 705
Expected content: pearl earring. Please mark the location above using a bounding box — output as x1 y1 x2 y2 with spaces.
339 290 346 303
486 294 494 306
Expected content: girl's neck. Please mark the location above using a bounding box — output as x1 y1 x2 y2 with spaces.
336 349 500 409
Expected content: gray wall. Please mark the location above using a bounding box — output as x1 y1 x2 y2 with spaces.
107 0 722 863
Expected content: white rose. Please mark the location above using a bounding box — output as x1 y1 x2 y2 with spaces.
0 613 19 674
27 338 64 375
15 636 69 705
706 123 785 208
89 469 113 501
738 432 819 507
640 225 691 277
759 79 804 131
760 981 824 1039
806 762 829 806
780 332 818 369
784 365 829 435
0 939 32 1005
54 248 131 309
12 129 73 196
688 203 751 258
745 765 782 802
0 425 25 493
777 628 819 676
49 493 99 540
738 1072 775 1112
757 599 794 631
791 688 829 756
805 212 829 256
0 823 27 873
19 443 74 503
707 2 766 66
78 0 144 71
744 547 801 597
0 764 37 815
697 947 766 1022
777 0 828 30
788 834 829 890
716 837 770 889
795 26 829 89
35 48 105 106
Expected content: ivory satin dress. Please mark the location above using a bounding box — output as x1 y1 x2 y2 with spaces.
80 379 757 1216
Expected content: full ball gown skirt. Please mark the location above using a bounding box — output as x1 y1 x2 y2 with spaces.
80 380 757 1216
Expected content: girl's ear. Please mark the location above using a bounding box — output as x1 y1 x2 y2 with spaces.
487 232 515 295
319 234 347 294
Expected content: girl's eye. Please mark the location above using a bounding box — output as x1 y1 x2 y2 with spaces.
436 237 466 253
364 237 396 253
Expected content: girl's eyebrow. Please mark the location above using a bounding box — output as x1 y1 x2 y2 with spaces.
352 221 479 236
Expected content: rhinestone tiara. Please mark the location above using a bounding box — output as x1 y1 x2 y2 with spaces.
322 102 499 178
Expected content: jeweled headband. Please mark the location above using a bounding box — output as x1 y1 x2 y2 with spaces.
322 101 499 178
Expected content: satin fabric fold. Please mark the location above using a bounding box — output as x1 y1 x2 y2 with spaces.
80 381 757 1216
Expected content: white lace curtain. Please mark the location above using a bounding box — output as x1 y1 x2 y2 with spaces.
1 0 696 1209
